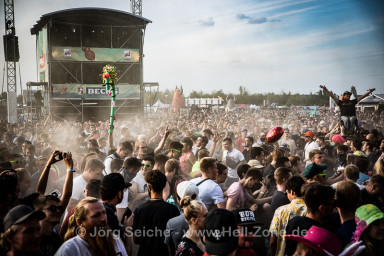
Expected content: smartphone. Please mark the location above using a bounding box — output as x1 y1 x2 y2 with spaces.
50 189 62 198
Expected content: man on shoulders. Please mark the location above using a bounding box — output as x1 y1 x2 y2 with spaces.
320 85 375 132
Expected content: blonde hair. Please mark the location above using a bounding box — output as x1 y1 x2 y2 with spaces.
84 158 105 173
180 197 205 225
0 225 19 251
373 158 384 176
165 159 180 174
64 197 99 241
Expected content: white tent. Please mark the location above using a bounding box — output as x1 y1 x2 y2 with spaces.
152 100 169 108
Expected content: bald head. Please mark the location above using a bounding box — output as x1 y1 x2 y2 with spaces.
366 133 375 142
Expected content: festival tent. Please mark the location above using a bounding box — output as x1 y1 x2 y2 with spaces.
152 100 169 109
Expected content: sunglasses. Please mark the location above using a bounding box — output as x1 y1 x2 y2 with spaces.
9 160 22 164
142 163 152 168
45 205 64 213
171 148 181 153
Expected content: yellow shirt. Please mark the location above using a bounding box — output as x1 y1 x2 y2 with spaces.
269 198 307 256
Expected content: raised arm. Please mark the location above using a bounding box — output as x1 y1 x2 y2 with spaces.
60 152 74 210
108 125 116 151
36 151 62 195
154 125 171 155
357 88 375 102
208 132 221 156
320 85 339 104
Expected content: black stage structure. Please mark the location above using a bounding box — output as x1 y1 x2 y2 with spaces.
30 8 151 121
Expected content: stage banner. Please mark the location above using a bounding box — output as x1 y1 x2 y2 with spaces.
51 47 140 62
37 26 48 82
52 84 140 99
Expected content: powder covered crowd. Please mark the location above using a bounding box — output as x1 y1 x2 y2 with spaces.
0 96 383 256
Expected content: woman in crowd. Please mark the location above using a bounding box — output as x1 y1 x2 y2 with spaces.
175 197 207 256
350 204 384 255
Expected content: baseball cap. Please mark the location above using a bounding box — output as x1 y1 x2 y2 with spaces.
204 209 238 255
100 173 131 194
3 205 46 231
343 91 352 95
279 144 290 152
232 208 262 226
285 225 342 256
176 181 200 201
304 163 327 179
247 160 264 168
304 131 315 139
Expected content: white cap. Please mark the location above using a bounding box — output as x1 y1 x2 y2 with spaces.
176 181 200 201
248 160 264 168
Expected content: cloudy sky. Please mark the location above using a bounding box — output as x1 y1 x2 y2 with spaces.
0 0 383 96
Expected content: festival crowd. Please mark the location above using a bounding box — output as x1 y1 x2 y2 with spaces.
0 90 383 256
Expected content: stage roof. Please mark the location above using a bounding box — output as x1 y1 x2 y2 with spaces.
31 7 152 35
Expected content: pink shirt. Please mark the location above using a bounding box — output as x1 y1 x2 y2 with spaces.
226 182 253 208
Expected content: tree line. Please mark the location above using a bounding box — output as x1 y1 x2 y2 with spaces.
144 86 330 106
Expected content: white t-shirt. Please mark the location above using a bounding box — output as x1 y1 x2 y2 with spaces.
223 148 245 178
304 141 320 160
131 170 149 209
190 177 225 211
278 138 297 155
71 175 87 201
103 154 118 175
54 235 127 256
116 189 129 209
64 175 87 219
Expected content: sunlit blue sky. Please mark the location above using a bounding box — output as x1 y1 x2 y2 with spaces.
0 0 383 96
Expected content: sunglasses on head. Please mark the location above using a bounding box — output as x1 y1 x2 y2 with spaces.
45 205 64 213
142 163 152 168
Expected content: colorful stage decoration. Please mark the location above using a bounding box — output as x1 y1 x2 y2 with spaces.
102 65 117 133
266 127 284 143
171 86 185 113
